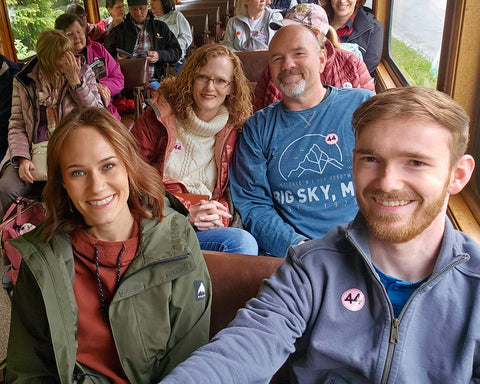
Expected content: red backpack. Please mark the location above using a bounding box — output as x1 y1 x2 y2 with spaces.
0 197 46 287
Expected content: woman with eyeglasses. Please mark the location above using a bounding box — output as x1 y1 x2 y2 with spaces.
97 0 125 32
131 44 258 255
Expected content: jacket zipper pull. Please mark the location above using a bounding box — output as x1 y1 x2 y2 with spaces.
390 318 400 344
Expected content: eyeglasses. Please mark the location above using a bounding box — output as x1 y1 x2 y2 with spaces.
65 29 85 38
194 74 232 89
129 5 148 13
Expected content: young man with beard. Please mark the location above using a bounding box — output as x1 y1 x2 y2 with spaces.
159 86 479 384
230 24 374 257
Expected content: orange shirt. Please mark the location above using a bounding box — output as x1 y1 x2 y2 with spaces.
71 219 139 382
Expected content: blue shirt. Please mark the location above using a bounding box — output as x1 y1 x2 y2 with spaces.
230 86 374 257
374 264 429 317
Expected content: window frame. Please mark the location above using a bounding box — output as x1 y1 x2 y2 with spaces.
373 0 480 240
0 0 101 62
0 0 17 61
0 0 479 238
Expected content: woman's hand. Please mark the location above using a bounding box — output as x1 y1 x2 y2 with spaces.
61 51 81 88
18 158 34 184
109 17 124 30
97 83 111 106
147 50 159 64
189 199 232 230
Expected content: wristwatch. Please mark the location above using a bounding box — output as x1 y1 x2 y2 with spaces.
70 82 82 90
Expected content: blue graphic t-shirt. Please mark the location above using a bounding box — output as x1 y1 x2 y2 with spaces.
231 86 374 257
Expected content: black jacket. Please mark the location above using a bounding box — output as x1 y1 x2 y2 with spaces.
342 7 383 75
104 12 181 80
0 55 22 161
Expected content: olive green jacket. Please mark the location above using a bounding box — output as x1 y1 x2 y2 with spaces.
7 203 211 383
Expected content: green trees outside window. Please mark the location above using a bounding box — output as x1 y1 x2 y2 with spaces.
7 0 74 60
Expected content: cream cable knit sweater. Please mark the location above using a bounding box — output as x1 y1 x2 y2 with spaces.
164 106 229 197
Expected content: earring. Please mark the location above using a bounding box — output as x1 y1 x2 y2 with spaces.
68 198 74 214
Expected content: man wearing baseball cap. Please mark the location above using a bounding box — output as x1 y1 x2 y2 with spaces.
104 0 181 89
229 21 374 258
254 3 374 112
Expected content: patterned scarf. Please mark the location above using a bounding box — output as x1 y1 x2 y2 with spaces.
134 23 155 80
37 70 65 135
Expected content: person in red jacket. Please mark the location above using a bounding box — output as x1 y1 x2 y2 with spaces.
254 3 375 112
131 44 258 255
97 0 125 32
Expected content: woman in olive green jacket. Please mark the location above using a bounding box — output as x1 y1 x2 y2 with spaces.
7 107 211 383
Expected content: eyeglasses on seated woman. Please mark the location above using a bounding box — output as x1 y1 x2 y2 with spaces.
131 43 259 256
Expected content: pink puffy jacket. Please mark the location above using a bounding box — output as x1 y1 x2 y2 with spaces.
254 39 375 112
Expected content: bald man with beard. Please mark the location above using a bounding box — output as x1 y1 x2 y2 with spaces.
230 24 374 257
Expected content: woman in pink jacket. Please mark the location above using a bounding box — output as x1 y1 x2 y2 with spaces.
0 29 103 217
131 44 258 255
55 13 125 120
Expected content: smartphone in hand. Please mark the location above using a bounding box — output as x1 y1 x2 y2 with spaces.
115 48 133 58
133 50 148 58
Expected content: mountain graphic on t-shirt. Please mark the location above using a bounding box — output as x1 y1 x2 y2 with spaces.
287 144 343 178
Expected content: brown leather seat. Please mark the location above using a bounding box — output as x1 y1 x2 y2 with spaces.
202 250 288 383
234 50 270 83
118 57 149 89
234 50 270 102
117 58 150 130
202 250 284 338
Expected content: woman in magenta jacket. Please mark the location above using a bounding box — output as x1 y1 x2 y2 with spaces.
55 13 124 120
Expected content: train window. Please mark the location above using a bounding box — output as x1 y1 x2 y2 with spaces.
6 0 69 60
97 0 110 19
389 0 447 88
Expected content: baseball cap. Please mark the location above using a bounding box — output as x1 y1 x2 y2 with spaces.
127 0 147 5
270 4 330 36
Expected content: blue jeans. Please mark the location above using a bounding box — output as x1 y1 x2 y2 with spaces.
196 227 258 255
149 80 161 90
175 60 184 75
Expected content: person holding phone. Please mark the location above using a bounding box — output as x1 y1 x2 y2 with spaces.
0 29 103 218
